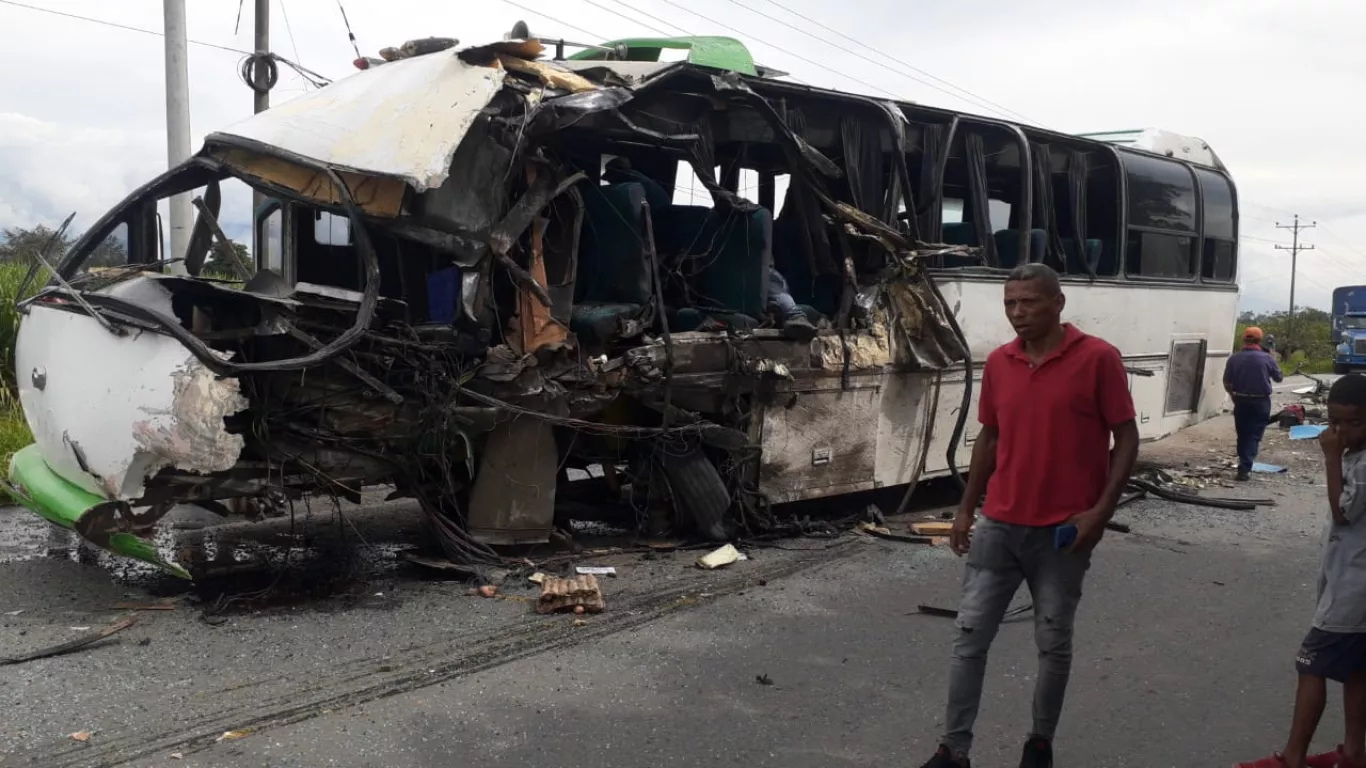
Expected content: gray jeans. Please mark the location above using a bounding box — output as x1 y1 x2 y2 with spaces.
941 517 1092 757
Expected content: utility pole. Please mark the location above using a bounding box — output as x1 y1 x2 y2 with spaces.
1275 214 1317 350
162 0 192 273
251 0 270 217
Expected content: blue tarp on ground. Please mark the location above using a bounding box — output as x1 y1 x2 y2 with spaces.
1290 424 1329 440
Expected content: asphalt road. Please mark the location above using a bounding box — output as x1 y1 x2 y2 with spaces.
0 408 1342 767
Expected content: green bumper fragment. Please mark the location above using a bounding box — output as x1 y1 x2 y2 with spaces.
6 444 192 579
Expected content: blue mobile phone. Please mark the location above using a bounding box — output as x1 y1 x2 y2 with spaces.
1054 524 1078 550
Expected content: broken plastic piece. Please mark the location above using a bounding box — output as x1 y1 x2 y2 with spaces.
696 544 746 570
69 731 92 743
575 566 616 576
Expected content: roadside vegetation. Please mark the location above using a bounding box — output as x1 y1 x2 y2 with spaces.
1236 307 1334 374
0 260 37 474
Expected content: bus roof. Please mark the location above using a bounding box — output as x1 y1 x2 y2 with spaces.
1078 128 1224 170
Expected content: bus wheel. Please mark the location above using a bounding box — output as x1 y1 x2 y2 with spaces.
1335 363 1351 375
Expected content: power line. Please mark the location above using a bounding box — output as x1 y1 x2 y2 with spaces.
500 0 606 41
624 0 907 101
588 0 693 36
757 0 1037 123
333 0 362 59
1315 223 1366 265
0 0 251 54
279 0 303 69
715 0 1040 125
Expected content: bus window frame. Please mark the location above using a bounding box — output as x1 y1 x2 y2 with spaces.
1119 150 1201 284
1193 166 1238 284
934 116 1034 266
253 198 295 285
1016 128 1130 278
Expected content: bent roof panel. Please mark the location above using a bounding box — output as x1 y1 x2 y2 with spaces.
206 50 506 192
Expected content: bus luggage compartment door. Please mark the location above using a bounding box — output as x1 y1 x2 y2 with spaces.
756 377 880 504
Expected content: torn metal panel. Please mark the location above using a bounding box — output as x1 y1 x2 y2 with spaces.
819 329 892 372
467 417 559 545
208 50 506 192
209 147 408 218
128 355 249 487
510 217 569 354
495 53 599 93
885 279 970 370
15 303 247 502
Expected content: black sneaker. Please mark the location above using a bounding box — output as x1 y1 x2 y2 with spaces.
1236 469 1251 482
781 314 818 342
920 744 969 768
1019 736 1053 768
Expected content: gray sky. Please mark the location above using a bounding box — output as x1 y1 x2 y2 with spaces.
1 0 1362 312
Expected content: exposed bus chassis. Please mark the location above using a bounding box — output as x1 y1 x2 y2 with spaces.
9 39 973 577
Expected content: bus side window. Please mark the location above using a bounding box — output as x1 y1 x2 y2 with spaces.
1196 168 1237 282
1122 153 1198 279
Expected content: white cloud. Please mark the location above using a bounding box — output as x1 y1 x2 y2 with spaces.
1 0 1363 312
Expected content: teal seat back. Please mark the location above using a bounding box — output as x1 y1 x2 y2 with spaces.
693 208 773 319
576 183 653 305
992 228 1046 268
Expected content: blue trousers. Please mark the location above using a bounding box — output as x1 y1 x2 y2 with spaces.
1232 396 1272 473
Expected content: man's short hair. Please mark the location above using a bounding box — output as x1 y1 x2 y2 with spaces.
1328 373 1366 408
1005 263 1062 296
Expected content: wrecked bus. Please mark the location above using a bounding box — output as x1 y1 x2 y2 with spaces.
4 33 1240 578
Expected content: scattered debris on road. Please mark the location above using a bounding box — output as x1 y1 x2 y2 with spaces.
1 617 136 666
68 731 93 743
911 521 955 536
755 673 773 686
857 521 933 544
216 728 253 743
575 566 617 577
537 574 605 615
696 544 748 570
112 598 180 611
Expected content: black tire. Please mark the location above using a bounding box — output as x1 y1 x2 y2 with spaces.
1336 363 1351 375
660 448 730 542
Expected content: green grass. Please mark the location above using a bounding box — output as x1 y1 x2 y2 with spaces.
0 261 40 485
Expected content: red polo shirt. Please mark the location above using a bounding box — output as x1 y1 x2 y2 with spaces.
978 324 1136 527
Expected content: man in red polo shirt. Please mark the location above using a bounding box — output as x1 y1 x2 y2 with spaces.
920 264 1139 768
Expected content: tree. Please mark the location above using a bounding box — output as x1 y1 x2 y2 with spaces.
1235 307 1334 373
0 224 127 268
202 241 254 281
0 224 71 266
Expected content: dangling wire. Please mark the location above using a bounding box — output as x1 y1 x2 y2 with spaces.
335 0 362 59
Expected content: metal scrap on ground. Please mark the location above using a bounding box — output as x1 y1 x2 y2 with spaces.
0 617 137 666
